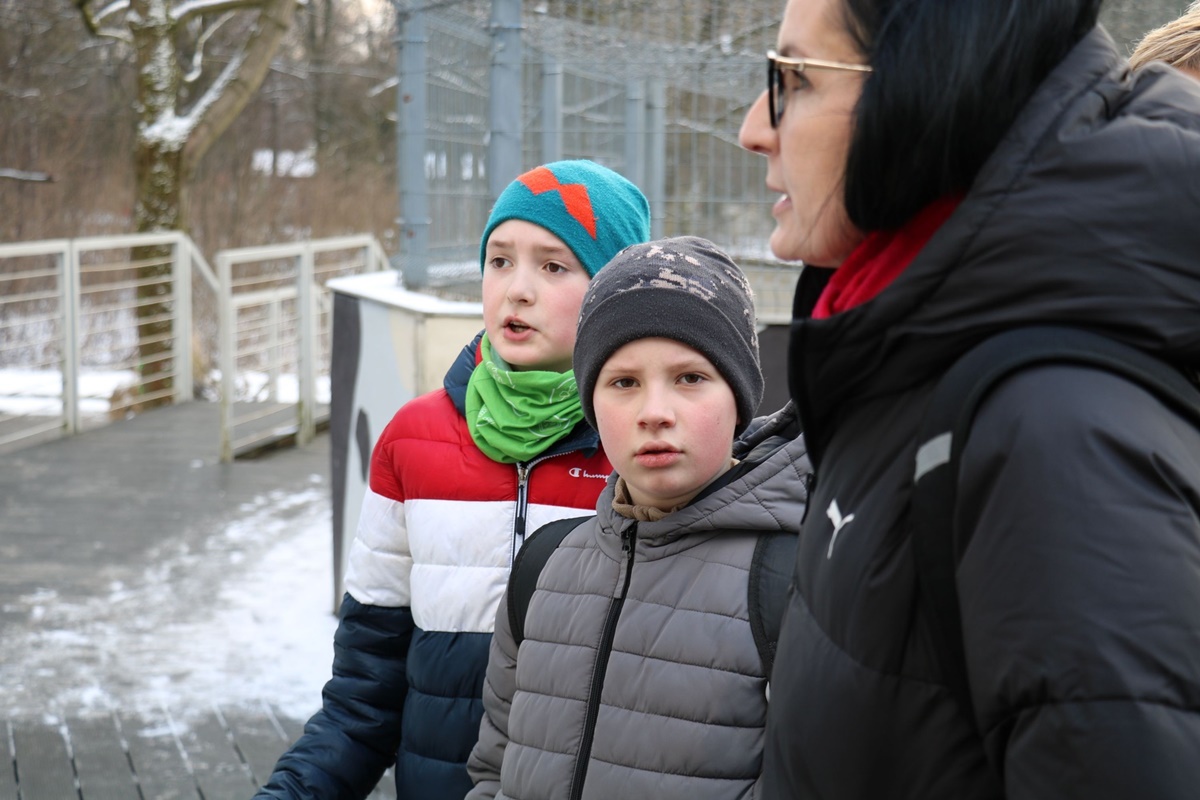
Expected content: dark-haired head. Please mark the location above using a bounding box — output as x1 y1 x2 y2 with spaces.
842 0 1102 231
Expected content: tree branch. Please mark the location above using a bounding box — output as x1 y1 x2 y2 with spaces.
95 0 131 24
73 0 135 43
73 0 100 35
172 0 268 25
184 11 236 83
180 0 297 177
0 169 54 183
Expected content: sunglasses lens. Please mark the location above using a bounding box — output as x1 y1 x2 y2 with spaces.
768 59 780 127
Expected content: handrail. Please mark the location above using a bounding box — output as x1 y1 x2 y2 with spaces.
214 234 389 461
0 231 392 457
0 239 71 259
189 241 220 293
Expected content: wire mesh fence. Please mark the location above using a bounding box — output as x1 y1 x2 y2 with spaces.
403 0 796 307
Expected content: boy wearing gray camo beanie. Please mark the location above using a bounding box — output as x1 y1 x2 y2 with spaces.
466 236 806 800
573 236 764 435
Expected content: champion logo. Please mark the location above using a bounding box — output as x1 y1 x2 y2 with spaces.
520 166 598 239
825 499 856 559
569 467 609 480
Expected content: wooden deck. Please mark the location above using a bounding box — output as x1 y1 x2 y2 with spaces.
0 403 395 799
2 705 397 799
0 401 330 460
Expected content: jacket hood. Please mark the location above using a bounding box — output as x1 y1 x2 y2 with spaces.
793 27 1200 464
593 402 809 554
443 331 484 414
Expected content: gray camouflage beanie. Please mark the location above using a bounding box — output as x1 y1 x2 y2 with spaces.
574 236 763 434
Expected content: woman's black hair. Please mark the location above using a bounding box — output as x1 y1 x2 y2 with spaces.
840 0 1103 232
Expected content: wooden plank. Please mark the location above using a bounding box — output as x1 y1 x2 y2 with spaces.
231 402 330 459
67 715 140 800
173 710 255 799
218 705 288 788
367 767 398 800
119 710 198 800
260 706 395 799
10 717 76 800
265 705 305 744
0 723 18 800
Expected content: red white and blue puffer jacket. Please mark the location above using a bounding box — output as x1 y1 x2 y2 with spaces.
256 334 611 800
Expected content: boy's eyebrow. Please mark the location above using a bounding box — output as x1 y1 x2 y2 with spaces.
600 353 715 375
485 237 576 258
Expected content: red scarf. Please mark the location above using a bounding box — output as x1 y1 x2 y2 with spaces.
812 195 961 319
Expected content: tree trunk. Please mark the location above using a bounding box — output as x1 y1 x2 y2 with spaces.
132 140 185 405
112 0 297 411
128 0 185 408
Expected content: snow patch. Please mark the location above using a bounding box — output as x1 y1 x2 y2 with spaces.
0 487 339 724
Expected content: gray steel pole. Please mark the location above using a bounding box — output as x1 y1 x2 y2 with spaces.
624 79 646 189
488 0 523 203
541 55 563 164
396 3 430 287
646 78 667 239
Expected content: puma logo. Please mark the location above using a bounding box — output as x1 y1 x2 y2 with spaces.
826 499 856 559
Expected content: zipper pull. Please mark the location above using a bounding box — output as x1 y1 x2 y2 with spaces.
622 525 637 554
517 462 530 485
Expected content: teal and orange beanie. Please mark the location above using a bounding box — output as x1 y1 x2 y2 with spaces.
479 160 651 277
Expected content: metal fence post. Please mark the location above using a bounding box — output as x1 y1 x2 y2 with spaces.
173 234 193 403
646 78 668 240
267 298 280 403
297 246 316 446
397 2 431 288
542 55 563 164
625 79 646 189
488 0 523 202
218 253 235 463
61 240 80 435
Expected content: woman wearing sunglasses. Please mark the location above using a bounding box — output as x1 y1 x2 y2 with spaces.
740 0 1200 798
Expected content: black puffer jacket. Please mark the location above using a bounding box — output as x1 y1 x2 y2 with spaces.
763 28 1200 800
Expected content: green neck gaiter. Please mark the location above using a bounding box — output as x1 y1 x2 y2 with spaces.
465 334 585 463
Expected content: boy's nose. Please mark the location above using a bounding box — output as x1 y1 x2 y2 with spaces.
638 387 676 428
506 265 535 303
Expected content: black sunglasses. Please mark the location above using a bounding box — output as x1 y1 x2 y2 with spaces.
767 50 872 128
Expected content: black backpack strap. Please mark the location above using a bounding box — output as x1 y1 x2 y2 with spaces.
748 531 799 679
912 325 1200 720
507 515 593 647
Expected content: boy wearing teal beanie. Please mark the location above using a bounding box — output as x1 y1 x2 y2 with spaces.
255 161 650 800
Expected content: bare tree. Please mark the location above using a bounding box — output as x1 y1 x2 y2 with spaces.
73 0 296 230
72 0 297 405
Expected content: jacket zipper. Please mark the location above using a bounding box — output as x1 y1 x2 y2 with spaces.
512 449 580 564
569 524 637 800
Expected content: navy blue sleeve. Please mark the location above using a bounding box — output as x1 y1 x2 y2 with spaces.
254 594 414 799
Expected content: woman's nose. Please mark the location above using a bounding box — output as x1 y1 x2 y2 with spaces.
739 91 775 155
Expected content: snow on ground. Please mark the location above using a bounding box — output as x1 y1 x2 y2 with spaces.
0 367 338 724
0 367 139 417
0 484 338 722
0 367 331 417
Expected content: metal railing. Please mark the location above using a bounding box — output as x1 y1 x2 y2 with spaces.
0 232 217 451
216 235 389 461
0 232 388 459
